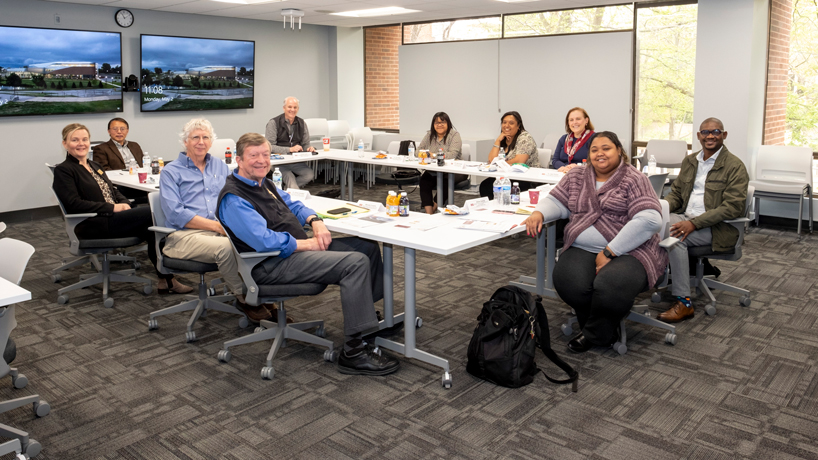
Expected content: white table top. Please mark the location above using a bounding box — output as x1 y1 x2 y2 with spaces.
0 277 31 307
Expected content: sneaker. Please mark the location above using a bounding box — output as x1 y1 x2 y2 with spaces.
337 345 399 376
235 300 272 323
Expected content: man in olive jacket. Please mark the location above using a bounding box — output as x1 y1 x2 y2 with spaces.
658 117 749 323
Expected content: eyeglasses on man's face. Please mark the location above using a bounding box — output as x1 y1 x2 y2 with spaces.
699 129 724 137
190 135 211 143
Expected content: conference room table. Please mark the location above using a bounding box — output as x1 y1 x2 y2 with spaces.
0 277 30 307
303 194 529 388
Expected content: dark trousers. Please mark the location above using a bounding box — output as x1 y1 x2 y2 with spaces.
479 178 535 199
251 237 383 336
418 171 467 207
75 206 172 280
553 247 648 345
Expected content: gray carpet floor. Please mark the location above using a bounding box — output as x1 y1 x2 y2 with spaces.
1 176 817 459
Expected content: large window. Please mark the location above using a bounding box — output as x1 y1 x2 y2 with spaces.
403 16 501 44
634 2 698 148
504 5 633 38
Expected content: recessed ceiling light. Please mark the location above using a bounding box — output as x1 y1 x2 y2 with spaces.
331 7 419 18
211 0 282 5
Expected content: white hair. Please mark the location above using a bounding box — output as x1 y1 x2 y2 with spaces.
179 118 217 146
283 97 299 106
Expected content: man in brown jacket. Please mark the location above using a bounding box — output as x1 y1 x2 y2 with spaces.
92 118 144 171
658 117 749 323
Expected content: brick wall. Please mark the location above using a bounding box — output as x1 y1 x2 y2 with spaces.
764 0 792 145
365 25 401 130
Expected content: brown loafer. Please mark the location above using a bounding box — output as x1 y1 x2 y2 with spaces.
157 279 195 295
264 305 294 324
657 300 695 323
236 300 272 323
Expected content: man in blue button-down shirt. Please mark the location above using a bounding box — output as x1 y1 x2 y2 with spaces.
160 119 271 322
217 132 399 376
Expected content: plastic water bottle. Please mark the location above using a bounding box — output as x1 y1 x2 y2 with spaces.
493 177 502 201
648 155 657 174
510 182 520 205
498 148 505 162
142 152 151 171
501 177 512 206
272 167 283 189
358 139 365 158
408 144 415 159
129 158 137 175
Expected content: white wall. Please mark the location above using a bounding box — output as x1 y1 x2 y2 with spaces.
0 0 335 213
335 27 365 129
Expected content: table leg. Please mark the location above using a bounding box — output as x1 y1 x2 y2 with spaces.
510 221 558 299
339 162 346 200
348 161 354 202
383 243 394 328
436 173 443 208
448 173 455 206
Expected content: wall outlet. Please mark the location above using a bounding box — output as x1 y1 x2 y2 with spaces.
55 14 60 24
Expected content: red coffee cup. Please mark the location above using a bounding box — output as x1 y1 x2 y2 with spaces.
138 171 148 183
528 190 540 204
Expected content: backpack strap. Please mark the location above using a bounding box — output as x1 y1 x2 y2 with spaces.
538 345 579 392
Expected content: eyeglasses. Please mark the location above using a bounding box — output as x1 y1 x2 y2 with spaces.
434 121 447 126
109 127 128 132
190 135 211 142
699 129 724 137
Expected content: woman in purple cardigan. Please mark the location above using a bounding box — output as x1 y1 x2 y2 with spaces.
524 132 667 353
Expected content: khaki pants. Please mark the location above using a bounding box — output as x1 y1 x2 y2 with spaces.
163 229 244 295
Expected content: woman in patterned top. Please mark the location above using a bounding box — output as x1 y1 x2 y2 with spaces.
523 132 666 353
52 123 191 295
479 111 540 199
417 112 465 214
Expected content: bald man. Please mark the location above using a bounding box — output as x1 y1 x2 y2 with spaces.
264 96 316 189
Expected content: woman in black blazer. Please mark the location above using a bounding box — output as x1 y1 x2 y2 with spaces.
52 123 191 295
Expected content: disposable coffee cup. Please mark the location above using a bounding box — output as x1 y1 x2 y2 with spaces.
528 190 540 204
138 171 148 183
322 137 330 151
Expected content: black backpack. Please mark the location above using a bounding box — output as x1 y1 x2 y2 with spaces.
392 140 421 180
466 285 578 390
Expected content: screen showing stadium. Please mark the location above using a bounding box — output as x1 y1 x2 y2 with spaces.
0 26 122 117
140 35 254 112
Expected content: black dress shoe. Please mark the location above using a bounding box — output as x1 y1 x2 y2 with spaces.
337 345 400 376
567 333 594 353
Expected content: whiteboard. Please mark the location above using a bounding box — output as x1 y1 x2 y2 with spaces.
400 31 633 155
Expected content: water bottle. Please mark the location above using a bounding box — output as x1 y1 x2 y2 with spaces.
498 148 506 162
129 158 137 175
358 139 365 158
142 152 151 171
493 177 502 201
408 144 415 159
648 155 657 174
501 177 512 206
272 167 283 189
510 182 520 205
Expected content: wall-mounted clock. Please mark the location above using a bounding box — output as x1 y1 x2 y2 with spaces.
115 9 134 28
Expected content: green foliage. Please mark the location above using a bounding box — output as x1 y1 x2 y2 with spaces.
172 75 184 87
787 1 818 150
6 73 22 87
504 5 633 37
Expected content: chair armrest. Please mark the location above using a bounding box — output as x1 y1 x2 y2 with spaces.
659 236 680 250
148 226 176 235
238 250 281 260
65 212 97 222
724 217 750 225
235 250 282 306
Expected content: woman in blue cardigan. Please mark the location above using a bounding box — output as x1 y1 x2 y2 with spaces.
551 107 595 172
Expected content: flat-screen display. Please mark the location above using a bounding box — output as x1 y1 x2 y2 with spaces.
0 26 122 117
140 34 254 112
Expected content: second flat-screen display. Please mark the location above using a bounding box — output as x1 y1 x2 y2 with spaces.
140 34 254 112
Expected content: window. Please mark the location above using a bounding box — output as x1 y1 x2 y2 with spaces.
503 5 633 38
633 3 698 148
403 16 502 44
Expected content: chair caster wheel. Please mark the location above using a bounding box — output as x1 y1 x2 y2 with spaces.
238 316 249 328
15 453 26 460
185 331 196 342
12 374 27 389
740 295 751 307
34 401 50 417
651 292 662 303
23 439 41 458
665 333 677 345
442 372 452 389
103 297 114 308
261 366 274 380
217 350 231 363
51 274 61 283
143 285 152 295
316 326 326 338
324 349 338 362
133 261 141 270
57 295 69 305
208 287 216 296
148 319 158 330
254 326 265 334
560 323 572 336
705 305 717 316
612 341 627 355
415 317 423 328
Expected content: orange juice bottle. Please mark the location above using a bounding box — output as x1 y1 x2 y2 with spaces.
387 191 399 217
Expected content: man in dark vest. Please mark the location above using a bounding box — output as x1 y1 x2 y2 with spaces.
264 96 315 189
217 132 399 376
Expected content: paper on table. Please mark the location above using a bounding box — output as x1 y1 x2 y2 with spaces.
393 219 445 231
288 189 310 201
344 215 394 228
457 219 518 234
355 200 386 212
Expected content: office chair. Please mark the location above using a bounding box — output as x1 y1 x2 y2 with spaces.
0 237 50 458
750 145 813 236
47 165 152 308
216 237 332 380
561 201 677 355
208 138 236 161
146 192 246 342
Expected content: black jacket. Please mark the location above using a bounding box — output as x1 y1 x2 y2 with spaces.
52 154 129 216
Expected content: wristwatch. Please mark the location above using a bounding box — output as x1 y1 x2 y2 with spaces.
602 248 616 259
307 216 323 225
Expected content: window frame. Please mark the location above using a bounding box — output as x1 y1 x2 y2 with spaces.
401 14 503 45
